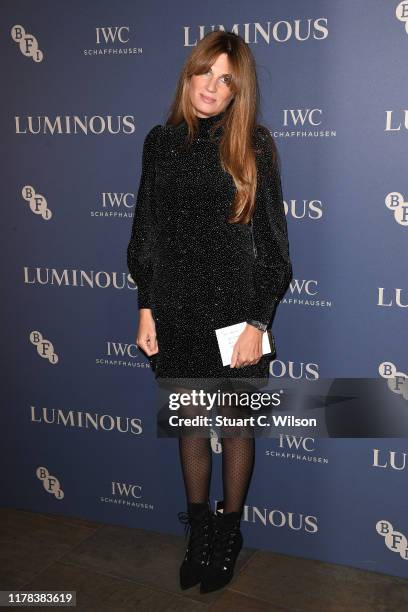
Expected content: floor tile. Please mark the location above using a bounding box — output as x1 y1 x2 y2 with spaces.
230 550 408 612
209 589 290 611
23 561 208 611
0 507 98 589
61 523 255 603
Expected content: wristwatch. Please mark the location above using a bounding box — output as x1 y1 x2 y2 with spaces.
246 319 268 332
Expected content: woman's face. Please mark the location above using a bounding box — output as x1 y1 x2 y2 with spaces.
189 53 234 118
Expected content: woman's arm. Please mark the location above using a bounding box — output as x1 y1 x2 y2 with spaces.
248 127 293 326
127 124 162 309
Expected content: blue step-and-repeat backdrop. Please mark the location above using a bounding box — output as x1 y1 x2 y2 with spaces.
1 1 407 580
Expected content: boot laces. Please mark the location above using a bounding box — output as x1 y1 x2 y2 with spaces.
177 510 211 565
211 519 241 570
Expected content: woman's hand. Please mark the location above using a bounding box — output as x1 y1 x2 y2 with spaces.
230 324 263 368
136 308 159 356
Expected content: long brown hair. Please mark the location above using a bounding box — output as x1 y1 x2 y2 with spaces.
165 30 278 225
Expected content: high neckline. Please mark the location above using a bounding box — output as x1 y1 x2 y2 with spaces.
196 110 225 134
196 110 225 123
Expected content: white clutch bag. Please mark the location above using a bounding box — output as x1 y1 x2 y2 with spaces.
215 321 276 366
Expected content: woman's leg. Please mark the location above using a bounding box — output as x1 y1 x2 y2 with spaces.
200 381 255 593
174 382 214 590
218 380 256 514
221 436 255 514
174 381 213 503
178 436 212 503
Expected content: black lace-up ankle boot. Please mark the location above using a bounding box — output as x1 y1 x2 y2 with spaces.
200 501 243 593
177 501 213 590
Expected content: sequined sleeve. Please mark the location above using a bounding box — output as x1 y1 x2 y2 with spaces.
127 124 162 309
249 126 293 326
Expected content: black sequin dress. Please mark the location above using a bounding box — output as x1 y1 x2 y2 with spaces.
127 110 292 380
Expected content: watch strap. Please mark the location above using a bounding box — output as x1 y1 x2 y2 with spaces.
246 319 268 332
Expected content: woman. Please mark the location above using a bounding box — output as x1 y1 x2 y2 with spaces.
127 31 292 594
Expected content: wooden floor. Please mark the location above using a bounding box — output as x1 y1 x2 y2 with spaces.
1 506 408 611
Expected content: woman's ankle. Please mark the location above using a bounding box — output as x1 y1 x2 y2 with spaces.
187 501 209 515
